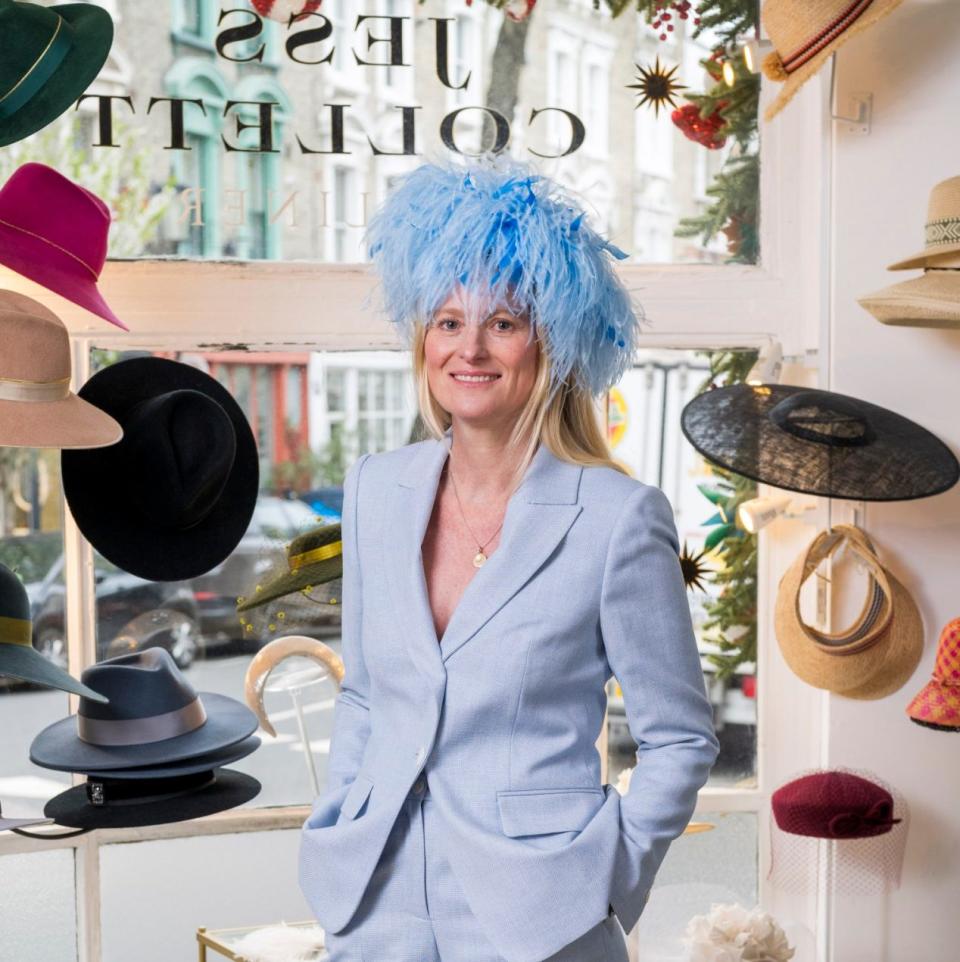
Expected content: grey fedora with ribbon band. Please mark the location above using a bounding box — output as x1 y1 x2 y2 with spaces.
0 0 115 148
29 647 259 772
0 290 121 449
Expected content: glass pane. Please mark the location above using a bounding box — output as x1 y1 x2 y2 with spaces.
2 1 757 264
86 347 416 808
100 831 311 962
0 451 75 819
630 811 758 958
0 850 78 962
605 349 757 792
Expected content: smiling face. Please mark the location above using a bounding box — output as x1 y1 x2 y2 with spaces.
422 284 539 431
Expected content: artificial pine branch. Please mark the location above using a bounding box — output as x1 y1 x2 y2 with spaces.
693 349 758 681
675 152 759 263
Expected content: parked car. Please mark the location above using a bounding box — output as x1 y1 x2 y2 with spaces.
26 552 201 675
189 494 343 651
297 486 343 519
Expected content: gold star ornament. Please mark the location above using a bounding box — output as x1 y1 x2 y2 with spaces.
628 56 687 116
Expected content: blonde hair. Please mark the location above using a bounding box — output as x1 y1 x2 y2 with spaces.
410 322 631 493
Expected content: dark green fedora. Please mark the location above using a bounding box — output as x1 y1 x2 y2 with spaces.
0 1 114 148
236 523 343 613
0 563 107 702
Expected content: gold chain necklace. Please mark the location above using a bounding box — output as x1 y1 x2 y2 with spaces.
446 461 507 568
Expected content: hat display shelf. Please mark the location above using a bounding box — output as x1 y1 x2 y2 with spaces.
244 636 344 797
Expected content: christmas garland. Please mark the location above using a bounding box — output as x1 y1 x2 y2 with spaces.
693 348 758 680
447 0 760 264
636 0 760 264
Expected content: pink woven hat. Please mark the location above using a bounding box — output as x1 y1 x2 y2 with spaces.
0 162 127 331
905 616 960 732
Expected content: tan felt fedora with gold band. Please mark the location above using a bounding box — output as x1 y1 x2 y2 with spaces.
761 0 906 122
887 176 960 270
775 525 924 699
0 289 121 448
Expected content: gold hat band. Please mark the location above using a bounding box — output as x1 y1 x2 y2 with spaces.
289 539 343 572
0 373 70 403
0 615 32 647
0 217 100 280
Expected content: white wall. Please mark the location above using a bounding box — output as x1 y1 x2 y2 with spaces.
826 4 960 959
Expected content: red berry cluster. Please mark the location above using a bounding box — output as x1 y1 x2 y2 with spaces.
650 1 701 41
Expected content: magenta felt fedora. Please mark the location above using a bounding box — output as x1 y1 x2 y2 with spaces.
0 163 127 331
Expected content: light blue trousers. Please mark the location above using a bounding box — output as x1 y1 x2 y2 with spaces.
323 776 630 962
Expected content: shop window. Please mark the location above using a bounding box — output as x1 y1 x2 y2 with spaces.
173 0 211 42
0 3 760 266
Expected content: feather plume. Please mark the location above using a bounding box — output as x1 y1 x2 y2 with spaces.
362 153 644 398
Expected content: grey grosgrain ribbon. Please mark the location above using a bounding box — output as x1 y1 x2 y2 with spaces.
77 698 208 746
0 16 73 120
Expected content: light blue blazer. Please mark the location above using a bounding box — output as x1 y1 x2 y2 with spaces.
299 429 720 962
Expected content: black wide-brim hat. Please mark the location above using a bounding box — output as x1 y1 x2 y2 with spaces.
0 1 115 149
30 692 258 772
44 768 261 829
680 384 959 501
61 357 259 582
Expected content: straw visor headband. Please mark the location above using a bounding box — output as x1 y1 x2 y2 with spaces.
362 157 643 398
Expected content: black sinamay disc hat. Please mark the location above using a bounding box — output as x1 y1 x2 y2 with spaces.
61 356 259 582
680 384 959 501
44 767 261 829
30 647 259 772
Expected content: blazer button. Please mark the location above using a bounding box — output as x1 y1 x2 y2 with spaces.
412 778 425 794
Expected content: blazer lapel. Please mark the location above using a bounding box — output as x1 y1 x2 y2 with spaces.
384 429 584 686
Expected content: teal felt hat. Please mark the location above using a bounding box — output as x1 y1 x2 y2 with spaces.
0 563 108 702
0 0 114 148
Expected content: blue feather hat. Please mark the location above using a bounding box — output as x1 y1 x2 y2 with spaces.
362 154 643 398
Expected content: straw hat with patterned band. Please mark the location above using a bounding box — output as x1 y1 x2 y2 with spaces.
887 176 960 270
774 524 924 699
236 522 342 613
905 617 960 732
0 0 114 148
858 177 960 328
761 0 906 122
0 290 122 448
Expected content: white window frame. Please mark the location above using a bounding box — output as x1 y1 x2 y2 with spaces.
0 66 835 961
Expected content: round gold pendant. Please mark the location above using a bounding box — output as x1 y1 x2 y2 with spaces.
473 551 487 568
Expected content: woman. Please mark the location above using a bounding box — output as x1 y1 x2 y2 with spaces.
300 156 720 962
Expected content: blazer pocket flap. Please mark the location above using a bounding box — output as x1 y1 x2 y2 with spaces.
496 788 604 837
339 774 374 820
